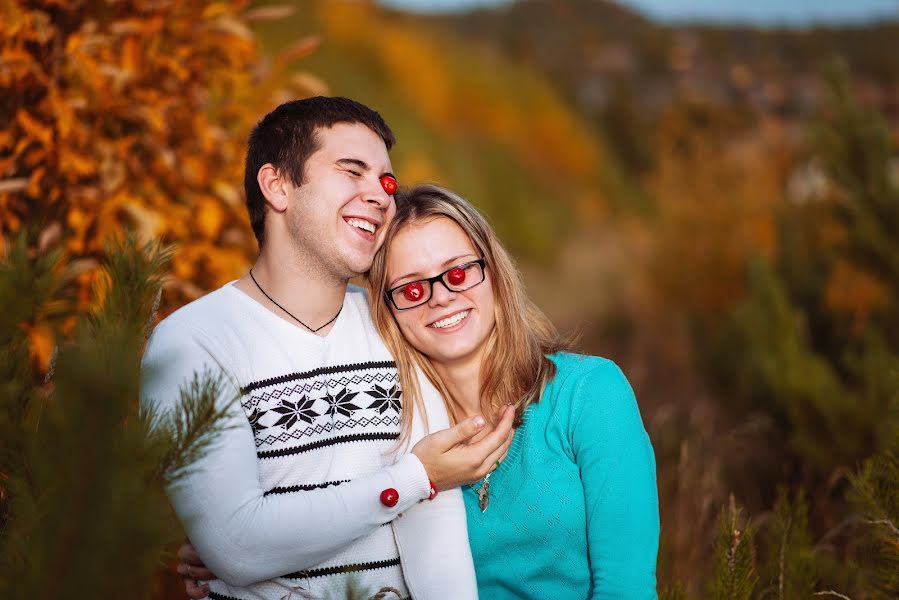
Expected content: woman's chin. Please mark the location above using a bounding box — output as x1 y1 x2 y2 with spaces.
420 335 486 369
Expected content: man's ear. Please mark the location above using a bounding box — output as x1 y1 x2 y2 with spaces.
257 163 290 212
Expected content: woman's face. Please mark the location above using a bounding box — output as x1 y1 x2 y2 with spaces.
385 216 496 370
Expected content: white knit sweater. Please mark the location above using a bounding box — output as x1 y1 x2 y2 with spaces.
141 283 478 600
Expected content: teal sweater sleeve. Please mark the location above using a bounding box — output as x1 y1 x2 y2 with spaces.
568 356 659 597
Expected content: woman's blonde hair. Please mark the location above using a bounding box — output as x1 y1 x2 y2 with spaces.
366 183 569 441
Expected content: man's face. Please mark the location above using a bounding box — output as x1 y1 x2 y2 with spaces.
285 122 397 279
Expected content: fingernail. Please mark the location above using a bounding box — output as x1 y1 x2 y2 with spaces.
473 416 485 427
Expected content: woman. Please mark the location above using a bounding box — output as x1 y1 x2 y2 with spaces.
366 183 659 598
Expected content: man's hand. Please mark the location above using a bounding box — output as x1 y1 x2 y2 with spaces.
176 541 216 599
412 404 515 491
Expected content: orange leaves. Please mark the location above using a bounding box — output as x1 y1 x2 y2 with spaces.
25 321 56 374
0 0 306 317
16 110 53 147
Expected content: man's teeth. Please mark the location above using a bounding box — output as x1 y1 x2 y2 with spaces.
431 310 470 329
347 218 375 234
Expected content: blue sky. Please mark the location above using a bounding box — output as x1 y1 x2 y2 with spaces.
379 0 899 26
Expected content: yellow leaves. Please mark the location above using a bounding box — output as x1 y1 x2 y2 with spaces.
243 5 296 22
120 201 166 243
26 167 46 197
378 30 454 134
1 0 28 37
204 14 254 41
109 17 163 37
202 2 235 20
25 321 56 374
291 72 329 97
58 148 96 179
120 36 142 76
2 0 279 315
195 196 226 240
17 109 53 146
212 179 241 208
179 155 211 188
276 35 322 67
0 47 39 84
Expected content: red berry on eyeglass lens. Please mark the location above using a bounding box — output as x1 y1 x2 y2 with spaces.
402 281 424 302
380 175 398 195
447 267 466 286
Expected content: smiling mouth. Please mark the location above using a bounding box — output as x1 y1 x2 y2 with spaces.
429 310 470 329
345 217 377 234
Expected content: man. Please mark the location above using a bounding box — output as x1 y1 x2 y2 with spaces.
141 97 513 599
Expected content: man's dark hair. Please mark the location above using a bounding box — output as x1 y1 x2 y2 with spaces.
243 96 396 246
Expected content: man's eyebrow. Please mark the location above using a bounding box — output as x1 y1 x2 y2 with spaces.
388 254 478 288
336 158 395 179
336 158 369 170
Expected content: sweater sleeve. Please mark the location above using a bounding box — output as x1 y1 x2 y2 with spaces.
391 375 479 599
569 358 659 599
140 321 431 587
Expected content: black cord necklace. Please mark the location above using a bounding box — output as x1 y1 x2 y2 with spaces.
249 269 342 333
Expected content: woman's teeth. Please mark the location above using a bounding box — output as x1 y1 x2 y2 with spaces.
347 218 375 233
431 310 470 329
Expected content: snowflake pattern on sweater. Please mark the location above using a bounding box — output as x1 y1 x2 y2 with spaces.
241 362 403 450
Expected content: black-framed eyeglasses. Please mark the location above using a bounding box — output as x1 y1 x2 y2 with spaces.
385 259 487 310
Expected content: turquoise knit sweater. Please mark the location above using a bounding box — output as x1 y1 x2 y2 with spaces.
462 353 659 598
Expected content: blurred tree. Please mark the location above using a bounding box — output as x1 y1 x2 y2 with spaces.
711 60 898 478
0 235 230 599
710 495 758 600
650 100 782 321
758 487 817 599
848 393 899 599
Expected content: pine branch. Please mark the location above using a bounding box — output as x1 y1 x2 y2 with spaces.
759 486 817 600
0 232 230 600
87 235 172 343
144 371 236 486
847 393 899 598
710 494 758 600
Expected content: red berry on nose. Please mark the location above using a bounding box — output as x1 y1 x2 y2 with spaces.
403 282 424 302
447 267 466 286
380 175 397 195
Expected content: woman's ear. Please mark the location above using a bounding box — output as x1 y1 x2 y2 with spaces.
257 163 289 212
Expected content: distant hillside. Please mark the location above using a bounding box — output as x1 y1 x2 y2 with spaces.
398 0 899 174
251 0 632 260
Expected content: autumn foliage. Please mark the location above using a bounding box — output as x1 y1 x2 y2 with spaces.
1 1 322 309
1 0 328 375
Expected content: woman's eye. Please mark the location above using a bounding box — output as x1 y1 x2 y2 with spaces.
447 267 466 286
402 282 425 302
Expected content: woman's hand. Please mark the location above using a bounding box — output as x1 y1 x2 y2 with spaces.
412 404 515 490
176 541 217 599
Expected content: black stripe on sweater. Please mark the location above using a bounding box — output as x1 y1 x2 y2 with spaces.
242 360 396 394
257 432 399 459
284 556 402 580
263 479 350 496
